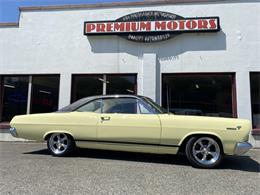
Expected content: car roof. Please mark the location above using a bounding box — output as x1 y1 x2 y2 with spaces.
58 94 145 112
77 94 144 102
88 94 143 99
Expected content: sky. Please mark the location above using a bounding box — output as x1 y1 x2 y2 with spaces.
0 0 141 22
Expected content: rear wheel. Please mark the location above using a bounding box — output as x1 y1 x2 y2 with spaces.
185 136 223 168
47 133 74 157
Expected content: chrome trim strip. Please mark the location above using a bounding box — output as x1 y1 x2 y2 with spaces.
75 139 179 147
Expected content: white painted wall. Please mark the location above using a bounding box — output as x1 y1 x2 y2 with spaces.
0 1 260 123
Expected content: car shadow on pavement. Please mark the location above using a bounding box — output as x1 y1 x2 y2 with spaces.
220 155 260 172
24 148 259 173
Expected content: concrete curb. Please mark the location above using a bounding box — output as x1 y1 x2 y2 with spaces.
0 128 30 141
0 132 29 141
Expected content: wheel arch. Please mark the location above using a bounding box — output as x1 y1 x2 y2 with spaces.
43 130 74 141
178 132 224 154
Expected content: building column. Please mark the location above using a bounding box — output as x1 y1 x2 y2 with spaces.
236 71 252 120
139 53 160 103
58 73 71 109
236 71 255 143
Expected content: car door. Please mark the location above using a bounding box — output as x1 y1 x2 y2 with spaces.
97 97 161 144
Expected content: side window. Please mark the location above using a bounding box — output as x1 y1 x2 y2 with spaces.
102 98 138 114
138 100 153 114
76 100 102 113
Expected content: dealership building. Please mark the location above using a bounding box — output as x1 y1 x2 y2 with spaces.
0 0 259 145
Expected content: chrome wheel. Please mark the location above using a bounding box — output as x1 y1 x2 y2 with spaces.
49 133 69 155
192 137 220 166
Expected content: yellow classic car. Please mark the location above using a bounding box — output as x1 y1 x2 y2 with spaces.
9 95 252 168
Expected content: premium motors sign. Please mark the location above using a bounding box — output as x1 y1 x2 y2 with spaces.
84 11 220 42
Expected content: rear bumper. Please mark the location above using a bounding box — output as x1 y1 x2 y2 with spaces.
9 127 18 137
234 142 252 155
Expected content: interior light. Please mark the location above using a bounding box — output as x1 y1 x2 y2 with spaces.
98 78 110 84
4 84 15 88
98 78 105 82
126 89 134 93
39 90 51 94
195 84 199 89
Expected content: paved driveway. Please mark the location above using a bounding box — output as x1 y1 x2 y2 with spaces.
0 142 259 195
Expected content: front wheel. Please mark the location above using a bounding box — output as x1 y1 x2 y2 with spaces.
47 133 75 157
185 136 223 168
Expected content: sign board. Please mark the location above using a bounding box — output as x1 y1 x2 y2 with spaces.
84 11 220 42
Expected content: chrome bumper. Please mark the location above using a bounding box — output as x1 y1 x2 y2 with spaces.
9 127 18 137
234 142 252 155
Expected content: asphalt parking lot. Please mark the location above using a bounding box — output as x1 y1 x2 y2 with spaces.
0 142 259 195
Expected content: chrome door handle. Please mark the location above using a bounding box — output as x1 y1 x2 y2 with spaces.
101 116 111 121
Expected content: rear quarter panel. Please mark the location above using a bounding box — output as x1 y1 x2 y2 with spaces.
10 112 99 141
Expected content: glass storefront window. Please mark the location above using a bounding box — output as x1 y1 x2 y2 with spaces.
0 75 60 122
71 74 137 103
106 74 137 95
250 72 260 129
71 75 103 103
162 74 235 118
30 76 60 114
1 76 29 121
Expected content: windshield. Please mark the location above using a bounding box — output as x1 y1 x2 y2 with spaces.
141 97 169 114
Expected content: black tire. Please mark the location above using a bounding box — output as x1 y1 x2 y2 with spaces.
185 136 223 168
47 133 75 157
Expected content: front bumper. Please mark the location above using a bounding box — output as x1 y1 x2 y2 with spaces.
234 142 252 155
9 127 18 137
